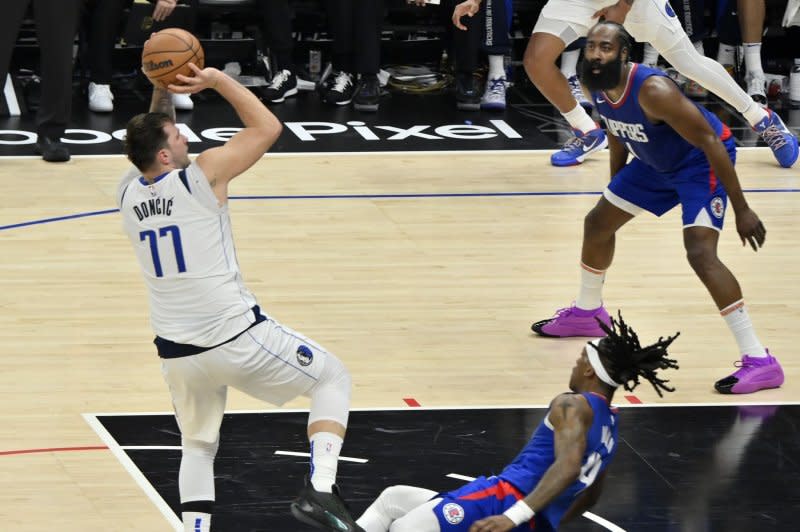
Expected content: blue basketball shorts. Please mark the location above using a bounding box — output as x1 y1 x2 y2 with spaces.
604 137 736 232
432 476 552 531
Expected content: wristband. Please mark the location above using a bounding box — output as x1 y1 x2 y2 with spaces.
503 499 535 525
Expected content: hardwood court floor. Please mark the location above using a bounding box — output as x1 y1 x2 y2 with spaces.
0 149 798 530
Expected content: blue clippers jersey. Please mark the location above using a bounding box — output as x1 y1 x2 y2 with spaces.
592 63 728 173
498 393 618 529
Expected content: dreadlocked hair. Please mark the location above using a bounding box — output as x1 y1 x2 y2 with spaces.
595 311 680 397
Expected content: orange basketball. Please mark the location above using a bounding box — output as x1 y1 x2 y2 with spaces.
142 28 204 88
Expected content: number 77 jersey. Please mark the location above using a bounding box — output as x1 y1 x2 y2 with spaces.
117 163 258 347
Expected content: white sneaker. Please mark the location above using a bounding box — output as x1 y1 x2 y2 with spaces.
746 74 767 107
88 82 113 112
480 77 507 110
173 93 194 111
567 75 592 111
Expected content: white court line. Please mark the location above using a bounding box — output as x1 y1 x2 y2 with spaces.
120 445 182 451
82 414 182 532
0 145 774 160
447 473 625 532
85 400 800 418
274 450 368 464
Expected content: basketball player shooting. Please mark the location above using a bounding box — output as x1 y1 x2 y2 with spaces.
355 313 679 532
117 50 365 532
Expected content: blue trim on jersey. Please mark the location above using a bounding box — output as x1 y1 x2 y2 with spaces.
138 171 170 186
178 169 191 193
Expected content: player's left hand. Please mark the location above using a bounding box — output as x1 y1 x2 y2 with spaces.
593 1 631 24
735 207 766 251
469 515 516 532
152 0 177 22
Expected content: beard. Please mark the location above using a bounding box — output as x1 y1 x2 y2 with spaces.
580 53 624 92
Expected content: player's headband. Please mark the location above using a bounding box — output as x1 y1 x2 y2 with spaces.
586 340 621 388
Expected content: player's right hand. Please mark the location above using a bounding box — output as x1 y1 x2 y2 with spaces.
735 207 766 251
169 64 222 94
452 0 481 31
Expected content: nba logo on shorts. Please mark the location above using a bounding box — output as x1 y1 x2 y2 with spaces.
664 1 676 17
442 503 465 525
710 196 725 219
296 345 313 366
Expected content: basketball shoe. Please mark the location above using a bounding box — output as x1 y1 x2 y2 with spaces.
261 69 298 103
753 109 799 168
531 304 611 337
714 352 784 394
550 128 608 167
290 476 365 532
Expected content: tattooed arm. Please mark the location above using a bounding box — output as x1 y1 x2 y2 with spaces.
519 393 594 510
149 87 175 122
469 393 594 532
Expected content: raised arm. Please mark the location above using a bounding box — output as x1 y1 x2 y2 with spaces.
169 64 283 194
469 393 594 532
638 76 766 251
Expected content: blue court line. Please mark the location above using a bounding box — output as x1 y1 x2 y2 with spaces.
2 188 798 232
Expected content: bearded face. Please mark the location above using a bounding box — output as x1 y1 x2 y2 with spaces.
580 49 625 92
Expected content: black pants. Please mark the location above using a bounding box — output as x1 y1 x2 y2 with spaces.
255 0 294 71
82 0 127 84
672 0 707 41
0 0 82 139
324 0 383 75
443 0 511 73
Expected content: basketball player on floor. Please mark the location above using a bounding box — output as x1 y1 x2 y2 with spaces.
356 313 679 531
530 22 784 395
452 0 798 168
118 64 363 532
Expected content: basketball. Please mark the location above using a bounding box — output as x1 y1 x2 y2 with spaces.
142 28 204 88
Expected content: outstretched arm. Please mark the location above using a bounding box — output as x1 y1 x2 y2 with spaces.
638 76 766 251
468 393 593 532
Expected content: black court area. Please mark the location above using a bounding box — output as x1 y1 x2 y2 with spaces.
88 404 800 531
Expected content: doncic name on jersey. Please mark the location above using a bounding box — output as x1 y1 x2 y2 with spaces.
133 195 174 221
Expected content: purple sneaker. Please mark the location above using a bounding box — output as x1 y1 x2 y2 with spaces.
531 305 611 337
714 352 784 394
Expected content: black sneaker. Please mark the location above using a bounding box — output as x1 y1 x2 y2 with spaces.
35 136 70 162
353 75 380 112
290 476 364 532
322 71 355 106
455 72 481 111
261 69 298 103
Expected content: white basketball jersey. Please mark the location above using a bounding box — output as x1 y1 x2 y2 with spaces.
118 162 258 346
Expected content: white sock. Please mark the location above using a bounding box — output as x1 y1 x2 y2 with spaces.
742 101 769 126
575 262 605 310
720 300 767 357
488 54 506 80
309 432 343 493
743 42 764 78
562 103 597 134
693 40 705 56
716 43 736 66
643 43 659 67
560 49 580 78
183 512 211 532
